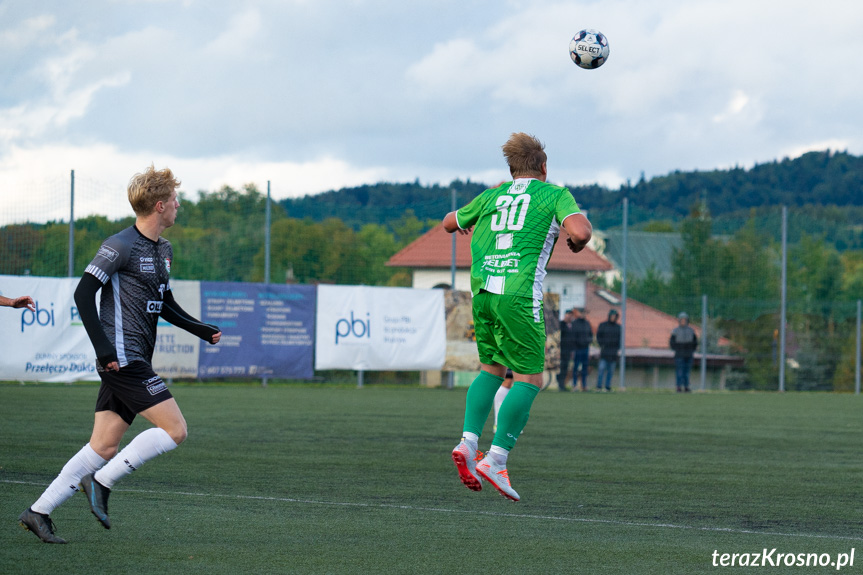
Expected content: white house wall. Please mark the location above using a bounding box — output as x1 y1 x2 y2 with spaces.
412 269 472 291
543 271 587 315
412 269 587 318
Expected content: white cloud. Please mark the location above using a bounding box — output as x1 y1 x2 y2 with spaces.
203 9 263 58
780 139 854 161
0 142 392 225
712 90 753 124
196 157 389 198
0 14 55 49
2 0 863 227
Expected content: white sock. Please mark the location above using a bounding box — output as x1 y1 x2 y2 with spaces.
489 445 509 466
493 386 510 429
94 428 178 489
461 432 479 450
31 443 107 515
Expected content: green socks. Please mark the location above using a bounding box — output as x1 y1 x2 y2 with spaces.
492 381 539 451
462 371 504 437
462 373 540 452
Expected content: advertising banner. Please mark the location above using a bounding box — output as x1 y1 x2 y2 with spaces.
0 275 97 382
151 279 202 379
198 282 315 379
315 285 446 370
1 276 315 382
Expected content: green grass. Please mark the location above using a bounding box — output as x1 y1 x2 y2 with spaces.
2 384 863 574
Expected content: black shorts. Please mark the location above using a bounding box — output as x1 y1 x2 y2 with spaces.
95 360 173 425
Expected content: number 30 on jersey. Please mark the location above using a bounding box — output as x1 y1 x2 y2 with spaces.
490 194 530 232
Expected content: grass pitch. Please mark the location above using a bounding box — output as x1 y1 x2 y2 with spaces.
2 383 862 574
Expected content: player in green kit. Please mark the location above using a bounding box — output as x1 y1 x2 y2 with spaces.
443 132 592 501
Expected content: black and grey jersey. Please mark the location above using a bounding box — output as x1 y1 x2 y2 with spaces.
84 225 173 367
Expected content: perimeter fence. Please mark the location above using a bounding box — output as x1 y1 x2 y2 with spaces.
1 173 861 391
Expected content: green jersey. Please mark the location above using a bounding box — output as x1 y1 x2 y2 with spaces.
456 178 581 299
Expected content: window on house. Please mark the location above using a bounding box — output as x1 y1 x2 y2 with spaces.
597 290 621 305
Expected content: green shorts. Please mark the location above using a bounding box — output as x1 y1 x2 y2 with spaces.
472 290 545 374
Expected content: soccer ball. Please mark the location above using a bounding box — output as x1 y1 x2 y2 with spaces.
569 29 610 69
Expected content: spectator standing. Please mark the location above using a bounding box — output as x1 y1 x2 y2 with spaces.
670 312 698 392
570 309 593 391
595 309 621 391
557 309 576 391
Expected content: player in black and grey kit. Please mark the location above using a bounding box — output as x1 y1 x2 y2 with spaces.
19 165 221 544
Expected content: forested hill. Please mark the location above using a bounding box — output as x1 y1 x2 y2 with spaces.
279 150 863 246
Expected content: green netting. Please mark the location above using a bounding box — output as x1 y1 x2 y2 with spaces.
1 175 860 391
597 201 862 391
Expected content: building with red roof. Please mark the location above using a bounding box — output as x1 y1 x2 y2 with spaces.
388 225 742 390
387 223 612 313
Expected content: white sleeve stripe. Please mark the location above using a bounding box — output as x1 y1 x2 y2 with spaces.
560 212 581 226
85 264 109 284
111 272 127 367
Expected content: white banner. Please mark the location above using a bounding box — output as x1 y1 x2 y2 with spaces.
0 275 98 382
0 275 204 382
315 285 445 370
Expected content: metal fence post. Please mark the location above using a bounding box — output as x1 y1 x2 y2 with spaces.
68 170 75 277
265 180 271 285
262 180 271 388
856 299 861 395
619 197 628 390
449 187 456 390
779 206 787 392
700 294 707 390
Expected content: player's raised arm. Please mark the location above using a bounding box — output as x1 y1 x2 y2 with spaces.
563 213 592 253
160 290 221 344
443 210 473 235
0 295 36 311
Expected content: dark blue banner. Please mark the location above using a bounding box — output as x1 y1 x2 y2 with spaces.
198 282 315 379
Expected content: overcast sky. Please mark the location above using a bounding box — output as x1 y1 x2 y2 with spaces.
1 0 861 224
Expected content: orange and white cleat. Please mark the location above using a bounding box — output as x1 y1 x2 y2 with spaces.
475 455 520 501
451 440 483 492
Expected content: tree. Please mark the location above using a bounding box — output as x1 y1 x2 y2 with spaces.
0 224 42 275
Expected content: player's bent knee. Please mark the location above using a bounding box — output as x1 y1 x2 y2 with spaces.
167 425 188 445
93 445 119 460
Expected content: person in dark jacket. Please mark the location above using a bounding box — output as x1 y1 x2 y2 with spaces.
557 309 576 390
595 309 621 391
670 311 698 392
558 308 593 391
570 309 593 391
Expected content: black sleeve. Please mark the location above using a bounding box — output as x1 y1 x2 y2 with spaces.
74 273 117 367
160 290 220 343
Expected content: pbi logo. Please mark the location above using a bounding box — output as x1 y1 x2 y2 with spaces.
335 312 371 344
20 301 55 333
146 300 163 314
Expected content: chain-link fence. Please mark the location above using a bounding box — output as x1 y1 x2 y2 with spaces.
590 200 862 392
2 175 861 391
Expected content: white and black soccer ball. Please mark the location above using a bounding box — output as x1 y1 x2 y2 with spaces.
569 29 610 70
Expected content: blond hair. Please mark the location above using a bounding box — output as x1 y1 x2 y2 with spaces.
127 165 181 216
502 132 547 177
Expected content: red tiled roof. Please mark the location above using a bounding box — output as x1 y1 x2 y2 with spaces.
386 223 612 271
582 282 733 350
